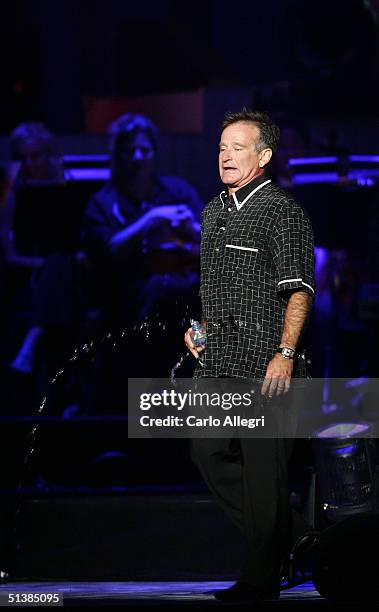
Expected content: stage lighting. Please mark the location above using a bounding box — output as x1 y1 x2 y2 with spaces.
307 428 379 602
312 431 377 524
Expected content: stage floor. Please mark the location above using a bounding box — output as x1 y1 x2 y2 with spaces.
1 580 378 608
0 580 329 608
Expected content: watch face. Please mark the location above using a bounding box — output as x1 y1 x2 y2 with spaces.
280 347 295 358
276 347 295 358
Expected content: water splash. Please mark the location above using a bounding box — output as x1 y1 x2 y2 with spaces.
9 312 194 572
9 326 129 573
170 352 191 385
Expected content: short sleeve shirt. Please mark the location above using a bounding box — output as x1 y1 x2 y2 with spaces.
197 175 314 380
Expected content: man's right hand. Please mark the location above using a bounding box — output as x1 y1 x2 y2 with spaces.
184 326 205 359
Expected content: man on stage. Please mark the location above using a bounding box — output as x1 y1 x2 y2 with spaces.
184 109 314 603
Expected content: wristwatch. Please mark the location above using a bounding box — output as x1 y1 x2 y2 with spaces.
276 347 296 359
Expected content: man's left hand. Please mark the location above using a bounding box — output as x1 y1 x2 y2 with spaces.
261 354 293 397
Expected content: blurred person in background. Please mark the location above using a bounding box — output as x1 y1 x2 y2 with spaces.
0 123 90 422
0 122 65 376
9 122 63 186
83 113 202 385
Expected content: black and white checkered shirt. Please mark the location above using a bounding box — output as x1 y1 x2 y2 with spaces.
196 174 314 380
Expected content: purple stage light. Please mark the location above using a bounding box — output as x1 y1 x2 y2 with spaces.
64 168 110 181
288 157 338 165
63 155 110 162
315 422 370 438
292 173 339 184
333 443 358 455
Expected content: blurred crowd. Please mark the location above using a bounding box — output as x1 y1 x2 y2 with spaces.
0 113 377 416
0 114 202 415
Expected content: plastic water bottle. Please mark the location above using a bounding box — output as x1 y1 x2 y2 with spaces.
190 319 206 348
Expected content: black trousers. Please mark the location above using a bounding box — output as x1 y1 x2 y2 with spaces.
190 386 297 591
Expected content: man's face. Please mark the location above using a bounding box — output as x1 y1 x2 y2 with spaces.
219 122 267 190
117 131 156 179
19 139 50 181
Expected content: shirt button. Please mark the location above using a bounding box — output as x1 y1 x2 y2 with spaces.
220 227 226 231
227 207 231 212
215 247 220 252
